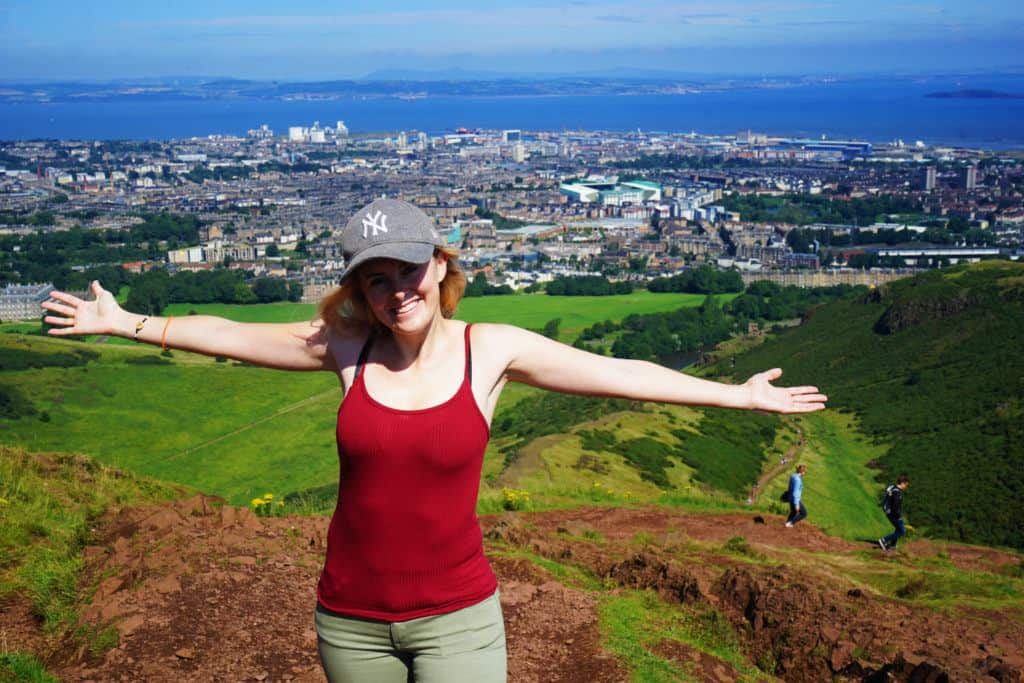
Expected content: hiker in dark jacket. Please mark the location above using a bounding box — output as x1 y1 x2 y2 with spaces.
785 464 807 527
879 474 909 550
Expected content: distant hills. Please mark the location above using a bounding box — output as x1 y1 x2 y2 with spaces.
717 262 1024 550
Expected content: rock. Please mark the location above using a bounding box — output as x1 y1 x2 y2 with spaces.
94 575 124 600
141 508 183 534
499 581 538 607
607 553 702 604
152 574 181 595
117 614 146 636
237 507 263 532
174 647 195 660
219 506 237 527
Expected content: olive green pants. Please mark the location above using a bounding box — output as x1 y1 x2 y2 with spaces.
314 591 507 683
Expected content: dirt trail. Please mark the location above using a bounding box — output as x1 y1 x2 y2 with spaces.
7 499 1022 682
749 431 804 503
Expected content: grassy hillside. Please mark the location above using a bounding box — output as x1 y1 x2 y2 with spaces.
2 293 741 508
0 446 186 680
161 290 734 341
712 262 1024 550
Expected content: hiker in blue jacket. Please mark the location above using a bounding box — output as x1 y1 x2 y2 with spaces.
785 464 807 527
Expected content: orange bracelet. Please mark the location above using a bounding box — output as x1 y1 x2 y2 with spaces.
161 316 174 351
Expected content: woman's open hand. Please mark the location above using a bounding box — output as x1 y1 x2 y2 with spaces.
41 281 125 337
744 368 827 414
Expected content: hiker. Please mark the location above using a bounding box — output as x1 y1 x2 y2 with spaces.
785 464 807 527
42 198 827 683
879 474 910 551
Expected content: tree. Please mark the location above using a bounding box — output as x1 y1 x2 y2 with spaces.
252 277 288 303
265 244 281 257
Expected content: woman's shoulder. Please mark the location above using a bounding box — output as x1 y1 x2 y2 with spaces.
325 321 373 367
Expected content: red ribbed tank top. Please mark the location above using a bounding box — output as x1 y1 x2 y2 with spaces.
317 323 497 620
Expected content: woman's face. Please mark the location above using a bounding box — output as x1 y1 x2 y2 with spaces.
357 253 447 334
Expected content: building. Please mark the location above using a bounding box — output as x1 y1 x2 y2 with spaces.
511 143 527 163
559 177 662 206
502 130 522 143
918 166 937 192
0 282 54 321
957 165 978 190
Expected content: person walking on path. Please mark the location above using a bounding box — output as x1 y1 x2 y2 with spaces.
41 198 827 683
879 474 910 551
785 464 808 527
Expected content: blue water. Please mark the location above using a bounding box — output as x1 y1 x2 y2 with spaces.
1 76 1023 148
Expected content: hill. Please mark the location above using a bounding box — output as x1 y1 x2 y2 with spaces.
0 291 736 509
3 447 1022 682
709 262 1024 550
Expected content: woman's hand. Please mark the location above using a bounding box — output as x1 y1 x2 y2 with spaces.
41 281 126 337
744 368 827 414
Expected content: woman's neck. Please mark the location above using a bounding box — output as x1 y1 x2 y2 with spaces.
386 315 450 369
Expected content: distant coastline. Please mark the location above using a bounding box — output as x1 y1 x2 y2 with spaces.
925 89 1024 100
2 76 1023 148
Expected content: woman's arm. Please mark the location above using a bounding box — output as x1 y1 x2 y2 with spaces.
42 281 336 372
479 324 826 414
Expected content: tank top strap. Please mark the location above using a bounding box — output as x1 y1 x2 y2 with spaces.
353 332 374 382
463 323 473 382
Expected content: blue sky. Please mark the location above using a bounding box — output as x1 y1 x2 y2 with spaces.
2 0 1022 80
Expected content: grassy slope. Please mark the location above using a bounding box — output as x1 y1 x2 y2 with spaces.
163 290 733 341
754 411 890 540
717 262 1024 549
3 293 727 506
3 283 926 540
0 446 185 679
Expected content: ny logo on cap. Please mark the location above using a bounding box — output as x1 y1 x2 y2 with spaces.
361 210 388 238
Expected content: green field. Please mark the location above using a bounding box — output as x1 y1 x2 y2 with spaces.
163 290 735 341
2 287 893 533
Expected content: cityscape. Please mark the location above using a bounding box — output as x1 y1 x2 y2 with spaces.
1 119 1021 317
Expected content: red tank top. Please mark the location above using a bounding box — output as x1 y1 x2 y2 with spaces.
317 324 497 620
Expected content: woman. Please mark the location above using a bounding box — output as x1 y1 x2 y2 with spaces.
42 198 827 682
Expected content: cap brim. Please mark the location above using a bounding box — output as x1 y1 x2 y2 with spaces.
338 241 436 283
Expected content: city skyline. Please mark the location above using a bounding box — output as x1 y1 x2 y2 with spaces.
2 0 1023 81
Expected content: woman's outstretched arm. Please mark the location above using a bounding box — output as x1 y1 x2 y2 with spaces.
479 324 826 414
42 281 336 372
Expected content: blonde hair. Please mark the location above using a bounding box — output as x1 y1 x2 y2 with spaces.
318 246 466 334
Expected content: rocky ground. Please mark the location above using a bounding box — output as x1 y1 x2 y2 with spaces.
4 495 1023 682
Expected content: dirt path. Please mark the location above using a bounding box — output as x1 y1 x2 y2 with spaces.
750 431 804 503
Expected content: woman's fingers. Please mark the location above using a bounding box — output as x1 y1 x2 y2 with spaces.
47 325 80 336
44 315 76 326
41 300 76 317
46 290 83 307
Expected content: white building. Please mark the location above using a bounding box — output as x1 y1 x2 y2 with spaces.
0 283 55 321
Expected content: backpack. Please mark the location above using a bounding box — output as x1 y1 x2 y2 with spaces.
880 485 897 515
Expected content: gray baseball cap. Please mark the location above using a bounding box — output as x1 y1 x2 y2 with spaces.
338 199 443 282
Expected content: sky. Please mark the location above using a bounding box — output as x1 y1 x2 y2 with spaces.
1 0 1023 81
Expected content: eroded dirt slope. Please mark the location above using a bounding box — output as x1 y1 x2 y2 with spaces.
6 498 1023 682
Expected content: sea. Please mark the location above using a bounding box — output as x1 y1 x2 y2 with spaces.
2 75 1024 148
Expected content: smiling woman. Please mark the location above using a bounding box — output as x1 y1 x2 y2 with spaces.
40 198 826 682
